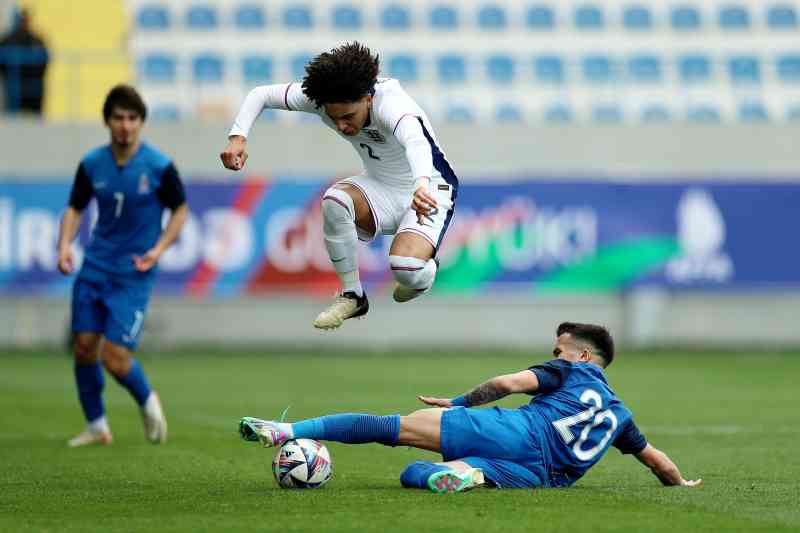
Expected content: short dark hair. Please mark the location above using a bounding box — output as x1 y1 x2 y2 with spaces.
103 84 147 122
557 322 615 367
301 41 379 108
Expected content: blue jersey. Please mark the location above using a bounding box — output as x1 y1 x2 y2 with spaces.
521 360 647 487
68 142 185 285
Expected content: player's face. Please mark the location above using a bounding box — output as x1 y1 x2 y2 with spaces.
106 108 143 148
324 96 372 136
553 334 591 363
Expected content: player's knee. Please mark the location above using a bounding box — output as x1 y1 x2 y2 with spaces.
100 344 131 376
321 187 355 226
389 255 429 289
74 338 98 363
400 461 434 488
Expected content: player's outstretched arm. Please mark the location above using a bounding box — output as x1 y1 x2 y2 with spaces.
57 207 83 274
635 443 702 487
418 370 539 408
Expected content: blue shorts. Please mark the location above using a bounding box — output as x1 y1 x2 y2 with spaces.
71 276 151 351
440 406 549 489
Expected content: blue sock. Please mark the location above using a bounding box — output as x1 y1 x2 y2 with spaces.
111 358 152 406
400 461 450 489
74 361 105 423
292 413 400 446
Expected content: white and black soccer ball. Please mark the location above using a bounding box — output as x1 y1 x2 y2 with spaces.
272 439 332 489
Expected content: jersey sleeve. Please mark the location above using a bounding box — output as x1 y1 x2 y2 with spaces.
612 418 648 455
155 162 186 209
228 83 317 138
527 359 573 395
68 163 93 210
392 115 434 183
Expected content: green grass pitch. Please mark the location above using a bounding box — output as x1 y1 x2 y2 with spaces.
1 348 798 532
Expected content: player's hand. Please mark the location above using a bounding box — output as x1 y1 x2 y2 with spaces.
220 136 248 171
681 478 703 487
133 249 161 272
57 247 74 275
417 396 452 408
412 185 437 224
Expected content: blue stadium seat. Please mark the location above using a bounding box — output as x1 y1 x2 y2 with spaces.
544 104 573 122
738 101 769 121
430 5 458 29
150 104 180 121
333 5 362 30
534 55 564 83
679 55 712 83
291 53 313 80
186 5 218 30
687 105 721 122
487 54 514 83
235 5 266 30
583 55 616 83
478 4 507 30
446 106 474 123
495 104 523 122
628 54 661 82
777 54 800 82
574 5 604 30
767 5 798 29
671 5 701 30
137 5 170 30
623 5 653 30
526 5 555 30
728 55 760 84
381 5 411 30
438 54 467 83
140 53 176 83
193 53 224 83
718 5 750 30
387 54 418 82
283 5 313 29
592 104 623 123
641 105 671 122
242 55 273 84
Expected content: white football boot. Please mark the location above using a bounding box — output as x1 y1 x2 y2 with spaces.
67 428 113 448
239 417 291 448
313 291 369 330
427 468 486 494
141 392 167 444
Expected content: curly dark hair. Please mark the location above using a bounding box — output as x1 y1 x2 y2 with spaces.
301 42 379 107
557 322 615 367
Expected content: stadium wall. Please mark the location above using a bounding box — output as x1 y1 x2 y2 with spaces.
1 119 798 350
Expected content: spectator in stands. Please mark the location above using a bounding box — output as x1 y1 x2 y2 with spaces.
0 8 49 114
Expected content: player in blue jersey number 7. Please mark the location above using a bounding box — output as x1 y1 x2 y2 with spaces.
57 85 188 447
239 322 701 492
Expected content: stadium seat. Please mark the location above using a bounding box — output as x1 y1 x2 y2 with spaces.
150 104 180 121
679 54 712 83
526 5 555 30
777 54 800 82
430 5 458 30
574 5 604 30
242 55 273 84
544 104 573 122
140 53 176 83
333 5 362 30
718 5 750 30
622 5 653 30
438 54 467 83
592 104 623 123
387 54 418 82
381 5 411 30
641 105 671 122
478 4 507 30
283 5 313 29
534 55 564 83
495 104 523 122
186 5 218 30
235 5 266 30
728 55 760 84
291 53 313 80
487 54 514 83
446 106 474 123
671 5 701 30
687 105 721 122
628 54 661 83
767 5 798 29
193 53 224 83
583 55 616 83
137 5 170 30
738 101 769 121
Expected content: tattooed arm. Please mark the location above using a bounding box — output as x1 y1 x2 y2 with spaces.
418 370 540 408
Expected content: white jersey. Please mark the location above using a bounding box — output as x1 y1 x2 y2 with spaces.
229 78 455 191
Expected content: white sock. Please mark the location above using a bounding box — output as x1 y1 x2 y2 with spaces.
321 188 362 296
389 255 438 290
88 416 110 434
142 392 159 417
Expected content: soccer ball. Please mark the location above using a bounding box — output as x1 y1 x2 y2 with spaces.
272 439 333 489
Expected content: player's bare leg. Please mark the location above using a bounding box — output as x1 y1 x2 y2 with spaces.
69 333 113 447
389 231 438 303
314 183 375 329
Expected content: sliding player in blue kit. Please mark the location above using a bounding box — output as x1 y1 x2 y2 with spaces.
57 85 188 447
238 322 701 492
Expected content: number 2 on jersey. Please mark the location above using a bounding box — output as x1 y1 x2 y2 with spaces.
113 192 124 218
552 389 618 461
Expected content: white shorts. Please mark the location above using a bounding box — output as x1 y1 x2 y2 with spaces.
339 174 456 251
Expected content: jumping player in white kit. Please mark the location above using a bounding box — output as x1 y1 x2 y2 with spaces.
221 42 458 330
